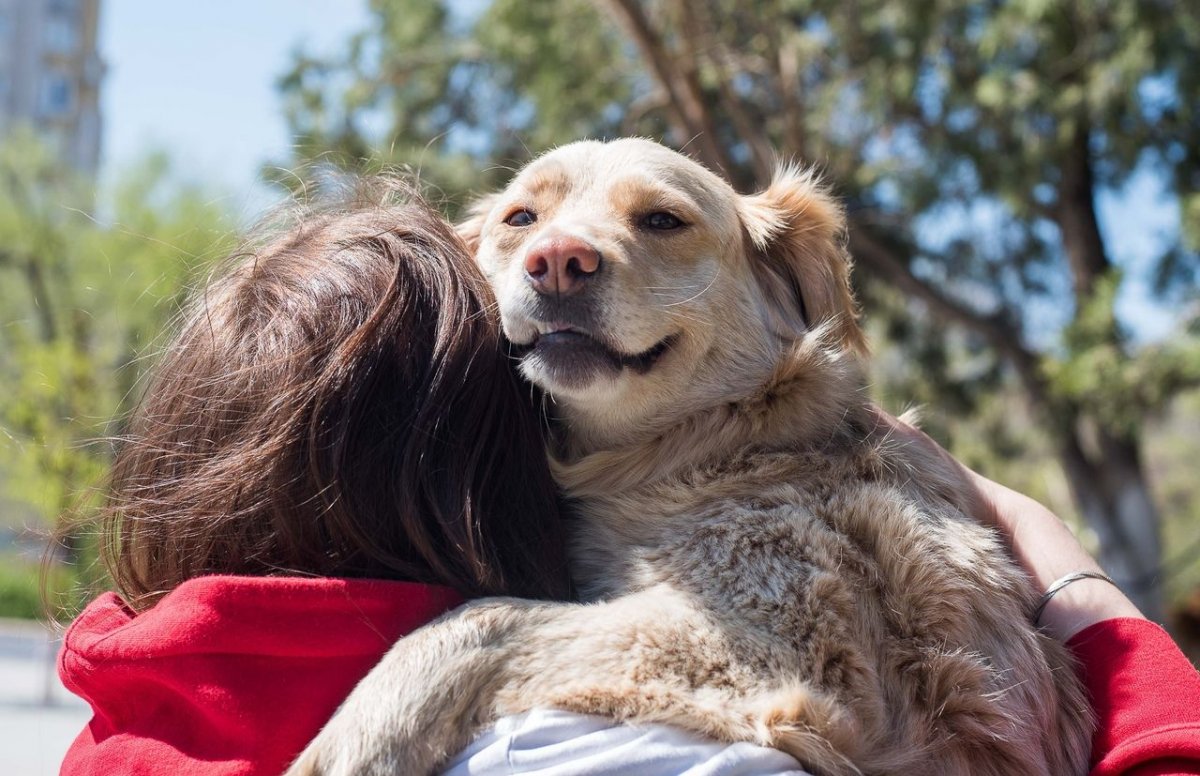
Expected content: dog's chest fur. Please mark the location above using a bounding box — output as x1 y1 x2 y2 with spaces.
574 440 1032 694
549 343 1092 775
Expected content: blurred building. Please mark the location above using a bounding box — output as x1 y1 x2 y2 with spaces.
0 0 103 175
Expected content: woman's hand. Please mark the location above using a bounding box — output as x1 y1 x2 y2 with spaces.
868 406 1144 642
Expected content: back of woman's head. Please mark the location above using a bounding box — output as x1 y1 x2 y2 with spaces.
104 181 571 607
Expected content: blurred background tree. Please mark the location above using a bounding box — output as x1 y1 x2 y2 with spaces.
1 0 1196 629
274 0 1199 620
0 128 233 617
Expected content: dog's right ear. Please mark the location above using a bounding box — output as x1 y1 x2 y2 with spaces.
455 193 501 254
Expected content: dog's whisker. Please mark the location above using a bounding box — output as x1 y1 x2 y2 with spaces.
663 266 722 308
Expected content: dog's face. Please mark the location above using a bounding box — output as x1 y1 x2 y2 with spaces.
462 138 864 444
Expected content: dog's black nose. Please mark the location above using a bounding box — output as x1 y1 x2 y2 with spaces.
524 235 601 296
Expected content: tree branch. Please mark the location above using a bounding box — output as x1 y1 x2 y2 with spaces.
598 0 734 175
622 89 671 134
1056 118 1112 300
847 224 1048 402
768 28 809 161
23 253 59 343
676 2 773 184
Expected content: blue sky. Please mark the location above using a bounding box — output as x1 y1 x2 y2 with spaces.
97 1 1182 340
99 0 370 219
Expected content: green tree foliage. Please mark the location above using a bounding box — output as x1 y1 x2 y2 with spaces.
0 129 234 578
278 0 1200 618
272 0 636 201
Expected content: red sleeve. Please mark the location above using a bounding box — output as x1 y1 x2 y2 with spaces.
1067 618 1200 776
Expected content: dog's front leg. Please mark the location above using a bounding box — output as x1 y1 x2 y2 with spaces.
284 588 851 776
283 589 732 775
284 598 553 776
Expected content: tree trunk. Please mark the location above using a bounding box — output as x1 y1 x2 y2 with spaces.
1051 120 1166 620
1057 120 1111 298
1055 419 1165 621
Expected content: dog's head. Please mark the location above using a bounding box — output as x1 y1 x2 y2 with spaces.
462 138 864 444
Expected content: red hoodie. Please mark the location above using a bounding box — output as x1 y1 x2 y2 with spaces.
1069 618 1200 776
58 576 462 776
59 576 1200 776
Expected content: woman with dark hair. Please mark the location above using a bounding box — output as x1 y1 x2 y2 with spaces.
58 183 572 775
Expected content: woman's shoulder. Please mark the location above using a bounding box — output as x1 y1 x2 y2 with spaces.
59 575 466 776
63 574 463 662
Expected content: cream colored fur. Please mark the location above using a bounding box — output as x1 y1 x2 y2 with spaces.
286 139 1093 776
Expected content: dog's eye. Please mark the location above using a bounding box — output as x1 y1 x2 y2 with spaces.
642 212 685 231
504 209 536 227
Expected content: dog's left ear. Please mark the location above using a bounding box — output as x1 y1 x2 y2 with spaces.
455 193 502 254
738 167 868 356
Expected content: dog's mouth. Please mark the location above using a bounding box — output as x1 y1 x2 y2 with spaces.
513 324 676 389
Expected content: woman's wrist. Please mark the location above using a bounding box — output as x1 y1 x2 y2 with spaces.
1038 575 1144 643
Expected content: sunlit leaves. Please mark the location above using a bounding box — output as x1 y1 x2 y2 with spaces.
0 133 233 530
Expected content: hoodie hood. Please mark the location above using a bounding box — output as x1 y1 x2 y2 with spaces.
59 575 461 776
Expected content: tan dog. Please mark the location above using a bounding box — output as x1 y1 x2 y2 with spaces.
287 139 1093 776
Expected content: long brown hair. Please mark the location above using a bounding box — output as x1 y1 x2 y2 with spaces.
101 181 571 608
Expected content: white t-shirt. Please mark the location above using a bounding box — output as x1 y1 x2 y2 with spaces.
443 709 812 775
